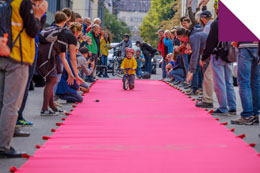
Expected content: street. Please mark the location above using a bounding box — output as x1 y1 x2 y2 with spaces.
0 68 259 172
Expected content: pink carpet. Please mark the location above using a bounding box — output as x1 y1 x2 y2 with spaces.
18 80 260 172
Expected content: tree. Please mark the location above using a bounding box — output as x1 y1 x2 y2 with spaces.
104 9 131 42
139 0 181 47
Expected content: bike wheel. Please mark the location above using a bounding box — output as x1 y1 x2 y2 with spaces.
123 77 129 90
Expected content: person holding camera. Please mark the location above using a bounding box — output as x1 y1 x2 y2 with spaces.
135 49 145 78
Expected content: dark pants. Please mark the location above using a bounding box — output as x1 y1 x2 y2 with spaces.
100 55 108 77
18 59 37 121
144 55 152 74
59 92 83 103
192 57 203 92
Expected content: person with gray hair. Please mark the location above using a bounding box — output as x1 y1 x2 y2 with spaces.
86 18 101 33
87 24 101 82
93 18 101 25
83 17 91 35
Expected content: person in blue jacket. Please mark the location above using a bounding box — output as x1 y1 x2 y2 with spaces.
163 30 174 54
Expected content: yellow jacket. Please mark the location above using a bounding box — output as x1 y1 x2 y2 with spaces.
100 38 111 56
9 0 35 64
120 57 137 75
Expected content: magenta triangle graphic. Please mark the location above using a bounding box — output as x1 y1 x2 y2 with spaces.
219 1 259 41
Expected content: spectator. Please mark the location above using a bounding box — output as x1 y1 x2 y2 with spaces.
75 13 83 24
164 30 174 54
230 42 260 125
180 17 192 30
176 27 208 96
170 29 181 47
56 45 86 103
167 53 186 85
17 12 47 128
157 29 167 80
87 24 101 82
196 10 214 108
0 0 47 158
136 41 156 74
188 0 208 28
100 32 112 78
83 17 91 35
39 12 77 116
77 47 94 78
61 8 72 27
201 1 236 116
135 49 145 79
86 18 101 33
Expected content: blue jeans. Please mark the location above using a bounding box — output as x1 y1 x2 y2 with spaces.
101 55 108 76
18 59 37 120
191 57 203 92
136 67 142 77
145 55 152 74
212 55 236 113
237 48 260 117
59 92 83 103
181 54 189 77
169 69 185 81
162 59 167 78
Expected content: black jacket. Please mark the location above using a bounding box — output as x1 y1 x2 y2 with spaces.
20 0 41 38
140 42 157 57
202 17 218 61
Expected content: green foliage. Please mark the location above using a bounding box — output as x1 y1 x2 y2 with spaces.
104 9 131 42
139 0 181 47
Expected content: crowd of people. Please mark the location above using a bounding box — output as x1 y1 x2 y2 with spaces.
158 0 260 127
0 0 259 159
0 0 134 158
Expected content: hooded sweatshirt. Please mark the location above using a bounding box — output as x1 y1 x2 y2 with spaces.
188 28 208 73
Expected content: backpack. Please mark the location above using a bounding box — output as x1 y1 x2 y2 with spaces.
37 26 67 78
0 0 12 47
214 42 239 63
0 0 23 50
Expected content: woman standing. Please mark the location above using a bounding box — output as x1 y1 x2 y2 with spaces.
100 32 111 77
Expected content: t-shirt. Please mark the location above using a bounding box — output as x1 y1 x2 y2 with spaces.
58 29 78 53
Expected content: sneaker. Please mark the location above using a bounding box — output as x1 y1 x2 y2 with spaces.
230 116 258 125
16 119 33 127
55 101 63 108
40 110 58 116
173 80 181 85
211 109 228 116
187 90 200 96
228 109 237 115
196 102 213 108
184 83 192 89
52 108 66 114
197 96 202 101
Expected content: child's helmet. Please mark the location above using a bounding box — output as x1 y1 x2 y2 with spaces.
126 48 135 54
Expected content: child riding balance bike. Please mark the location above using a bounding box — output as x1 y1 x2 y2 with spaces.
120 48 137 90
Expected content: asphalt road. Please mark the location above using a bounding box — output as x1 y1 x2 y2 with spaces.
0 68 259 173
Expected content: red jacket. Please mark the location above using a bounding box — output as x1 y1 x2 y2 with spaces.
158 37 166 58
